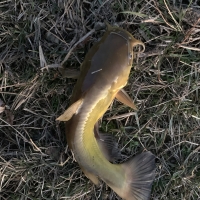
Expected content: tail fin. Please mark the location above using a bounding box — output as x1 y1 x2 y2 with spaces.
122 151 156 200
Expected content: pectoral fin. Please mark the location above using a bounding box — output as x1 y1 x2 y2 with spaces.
115 89 137 111
56 99 83 121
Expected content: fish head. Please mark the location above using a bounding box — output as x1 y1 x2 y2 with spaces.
75 24 145 98
99 25 145 93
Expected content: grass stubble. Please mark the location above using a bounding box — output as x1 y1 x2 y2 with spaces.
0 0 200 199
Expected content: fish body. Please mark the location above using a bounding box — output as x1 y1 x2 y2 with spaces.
57 24 155 200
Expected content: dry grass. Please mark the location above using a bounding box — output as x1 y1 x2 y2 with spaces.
0 0 200 199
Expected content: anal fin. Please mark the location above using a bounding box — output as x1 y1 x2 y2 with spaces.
81 167 100 185
96 132 121 163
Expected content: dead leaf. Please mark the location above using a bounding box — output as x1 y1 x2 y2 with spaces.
58 67 80 79
0 98 5 114
39 42 47 69
5 109 14 125
46 147 61 161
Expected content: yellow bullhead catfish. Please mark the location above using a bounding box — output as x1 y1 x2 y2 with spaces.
57 24 156 200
